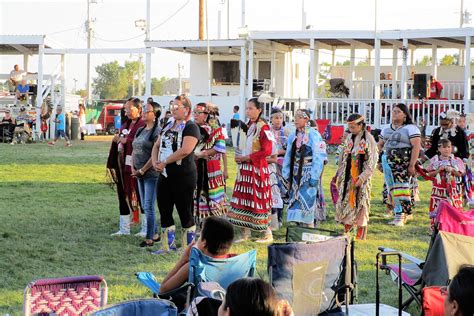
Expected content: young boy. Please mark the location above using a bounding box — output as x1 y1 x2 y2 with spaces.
231 105 240 121
159 217 235 294
427 139 465 225
48 107 71 147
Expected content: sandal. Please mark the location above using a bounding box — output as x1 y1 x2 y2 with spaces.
139 240 154 247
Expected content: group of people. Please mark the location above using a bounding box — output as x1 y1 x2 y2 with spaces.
106 92 474 254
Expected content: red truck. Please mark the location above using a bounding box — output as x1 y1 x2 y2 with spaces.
97 104 123 134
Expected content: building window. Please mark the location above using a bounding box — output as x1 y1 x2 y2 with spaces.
213 61 240 84
258 61 271 80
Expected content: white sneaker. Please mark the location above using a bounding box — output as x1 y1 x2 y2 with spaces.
110 230 130 236
134 231 146 238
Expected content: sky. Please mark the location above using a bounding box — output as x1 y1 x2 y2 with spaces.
0 0 473 93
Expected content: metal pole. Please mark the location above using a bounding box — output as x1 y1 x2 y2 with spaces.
86 0 92 105
241 0 246 27
37 44 44 138
310 39 315 99
460 0 464 27
145 0 152 99
227 0 230 38
401 39 408 100
206 0 212 100
217 10 222 39
464 35 471 114
138 54 143 96
178 63 183 94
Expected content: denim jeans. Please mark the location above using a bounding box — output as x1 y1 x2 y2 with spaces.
137 176 159 240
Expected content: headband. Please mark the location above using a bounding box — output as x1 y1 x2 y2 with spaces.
295 109 310 119
347 116 365 124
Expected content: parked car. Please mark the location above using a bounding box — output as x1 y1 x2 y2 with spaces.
97 104 122 135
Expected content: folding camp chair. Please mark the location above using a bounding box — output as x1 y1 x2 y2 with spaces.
23 275 108 316
188 247 256 290
285 226 358 307
91 298 177 316
268 235 353 315
378 200 474 311
136 248 256 312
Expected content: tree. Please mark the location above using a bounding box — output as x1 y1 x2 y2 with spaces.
416 55 432 66
124 60 143 96
336 60 351 66
76 89 88 98
440 54 459 66
93 61 128 99
151 76 169 95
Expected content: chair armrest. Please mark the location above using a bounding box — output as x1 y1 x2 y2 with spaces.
378 246 424 267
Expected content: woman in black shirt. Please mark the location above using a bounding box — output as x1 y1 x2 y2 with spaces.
151 95 200 254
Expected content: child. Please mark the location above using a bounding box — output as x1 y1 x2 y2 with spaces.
159 217 235 294
48 107 71 147
427 139 465 225
267 108 288 230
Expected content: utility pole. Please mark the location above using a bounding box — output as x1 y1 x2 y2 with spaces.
460 0 464 27
73 78 78 93
86 0 92 106
199 0 205 40
227 0 230 38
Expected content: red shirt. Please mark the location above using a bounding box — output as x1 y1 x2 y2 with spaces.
430 81 443 99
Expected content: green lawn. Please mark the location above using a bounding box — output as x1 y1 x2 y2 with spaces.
0 138 432 315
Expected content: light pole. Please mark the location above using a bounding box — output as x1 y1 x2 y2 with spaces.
73 78 78 93
86 0 98 106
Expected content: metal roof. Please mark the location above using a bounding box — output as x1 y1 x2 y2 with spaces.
0 35 61 55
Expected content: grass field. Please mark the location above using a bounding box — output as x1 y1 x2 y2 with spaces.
0 137 433 315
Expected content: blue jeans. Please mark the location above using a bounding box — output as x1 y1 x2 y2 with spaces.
137 176 159 240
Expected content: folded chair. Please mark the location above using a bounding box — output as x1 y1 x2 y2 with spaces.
378 200 474 311
92 298 177 316
137 248 256 312
23 275 108 316
268 234 353 315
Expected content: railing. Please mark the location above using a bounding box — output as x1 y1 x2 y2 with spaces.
347 80 464 100
262 98 307 122
314 98 467 131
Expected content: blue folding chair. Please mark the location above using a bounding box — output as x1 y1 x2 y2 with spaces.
188 247 257 290
136 248 257 312
91 298 177 316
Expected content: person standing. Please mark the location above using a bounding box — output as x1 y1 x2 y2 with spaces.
424 110 469 161
109 98 145 235
228 98 273 243
151 95 200 254
132 101 162 247
335 114 378 240
282 109 326 227
378 103 421 226
78 103 87 140
193 103 228 223
268 108 289 229
47 106 71 147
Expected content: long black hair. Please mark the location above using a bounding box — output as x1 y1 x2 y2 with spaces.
136 101 161 141
393 103 414 125
247 98 265 135
288 109 312 193
341 114 368 205
448 265 474 316
224 278 277 316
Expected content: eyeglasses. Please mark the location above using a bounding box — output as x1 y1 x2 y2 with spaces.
440 286 448 297
171 105 185 111
193 110 207 115
143 110 153 114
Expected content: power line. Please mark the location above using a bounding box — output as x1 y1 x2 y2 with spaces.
94 0 192 43
46 24 83 36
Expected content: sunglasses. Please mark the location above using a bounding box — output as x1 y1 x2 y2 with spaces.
193 110 207 115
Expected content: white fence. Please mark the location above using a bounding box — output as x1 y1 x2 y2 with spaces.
348 80 464 100
314 98 471 131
